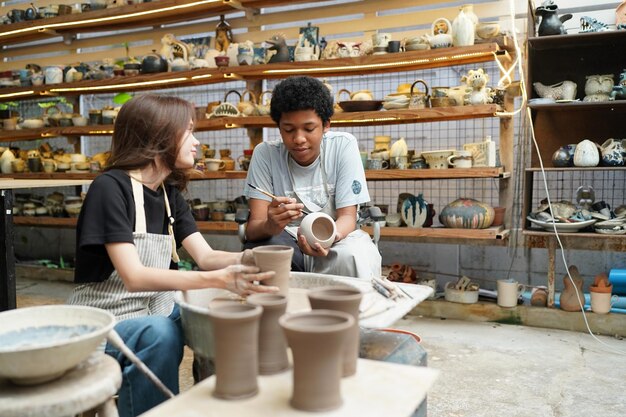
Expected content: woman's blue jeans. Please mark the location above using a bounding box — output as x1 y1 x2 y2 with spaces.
105 306 184 417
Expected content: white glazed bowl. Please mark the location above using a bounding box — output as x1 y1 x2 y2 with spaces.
0 305 115 385
299 212 337 249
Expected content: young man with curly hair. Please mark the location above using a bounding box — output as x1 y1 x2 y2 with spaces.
243 76 381 279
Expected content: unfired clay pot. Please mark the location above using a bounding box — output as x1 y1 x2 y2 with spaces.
247 293 289 375
252 245 294 295
559 265 584 312
208 302 262 400
299 212 337 249
307 286 362 377
279 310 354 412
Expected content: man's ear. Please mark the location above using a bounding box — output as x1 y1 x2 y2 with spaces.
322 121 331 133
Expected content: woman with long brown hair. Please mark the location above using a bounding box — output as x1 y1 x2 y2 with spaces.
68 94 277 417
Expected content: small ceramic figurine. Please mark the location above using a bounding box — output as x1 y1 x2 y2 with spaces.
461 68 492 105
611 70 626 100
535 0 572 36
533 80 577 101
579 16 610 33
423 18 453 49
583 74 614 102
266 34 291 63
215 15 233 53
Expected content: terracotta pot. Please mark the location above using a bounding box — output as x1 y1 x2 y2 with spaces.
279 310 354 412
247 293 289 375
252 245 294 296
590 272 613 293
207 302 262 400
307 286 362 377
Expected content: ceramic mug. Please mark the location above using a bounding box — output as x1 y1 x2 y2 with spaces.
367 159 389 170
205 158 225 171
27 157 42 173
42 159 57 173
590 292 618 314
497 279 524 308
447 150 473 168
372 32 391 48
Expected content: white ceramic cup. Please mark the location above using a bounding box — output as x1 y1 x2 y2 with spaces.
447 150 473 168
372 32 392 48
205 158 225 171
590 292 618 314
298 212 337 249
497 279 524 308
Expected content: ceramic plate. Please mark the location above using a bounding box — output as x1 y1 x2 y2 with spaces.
594 227 626 235
527 217 596 233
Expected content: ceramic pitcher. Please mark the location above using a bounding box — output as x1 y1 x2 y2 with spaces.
600 138 625 166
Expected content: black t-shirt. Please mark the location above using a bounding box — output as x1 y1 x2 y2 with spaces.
74 169 197 283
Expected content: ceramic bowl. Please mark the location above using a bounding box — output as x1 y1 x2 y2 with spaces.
421 149 454 169
338 100 383 112
475 22 500 40
299 212 337 249
0 305 115 385
22 119 45 129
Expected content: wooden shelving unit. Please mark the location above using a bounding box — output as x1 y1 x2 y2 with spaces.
524 29 626 307
0 104 502 142
0 0 313 46
0 44 506 101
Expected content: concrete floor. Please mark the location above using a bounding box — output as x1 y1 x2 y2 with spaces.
12 277 626 417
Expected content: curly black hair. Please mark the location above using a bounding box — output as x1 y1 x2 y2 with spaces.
269 76 334 125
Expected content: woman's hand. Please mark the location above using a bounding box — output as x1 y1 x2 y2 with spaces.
222 264 278 296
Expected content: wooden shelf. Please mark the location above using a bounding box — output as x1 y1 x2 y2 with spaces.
14 216 508 243
523 230 626 252
528 31 626 51
525 167 626 172
0 43 505 102
361 225 508 241
528 101 626 112
1 167 507 182
365 167 506 180
0 105 502 142
0 0 311 46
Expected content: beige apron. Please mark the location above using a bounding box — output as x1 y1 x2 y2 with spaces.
287 141 381 279
68 172 179 321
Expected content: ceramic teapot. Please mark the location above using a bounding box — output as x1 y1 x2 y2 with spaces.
141 50 169 73
237 89 258 116
408 79 430 109
423 18 453 49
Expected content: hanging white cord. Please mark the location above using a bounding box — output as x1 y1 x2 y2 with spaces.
508 0 625 354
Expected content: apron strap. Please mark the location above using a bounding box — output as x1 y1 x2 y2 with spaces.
128 170 180 263
129 170 147 234
161 183 180 263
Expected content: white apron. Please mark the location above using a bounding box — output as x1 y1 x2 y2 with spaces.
68 172 180 321
286 142 382 279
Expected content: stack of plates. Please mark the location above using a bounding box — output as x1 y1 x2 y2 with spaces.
383 93 409 110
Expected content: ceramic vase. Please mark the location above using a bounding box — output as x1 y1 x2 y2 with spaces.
279 310 354 412
208 302 262 400
551 144 576 167
559 265 584 312
247 293 289 375
439 198 495 229
573 139 600 167
252 245 294 295
452 7 475 46
307 286 362 377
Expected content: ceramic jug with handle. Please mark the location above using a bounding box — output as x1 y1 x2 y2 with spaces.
600 138 625 166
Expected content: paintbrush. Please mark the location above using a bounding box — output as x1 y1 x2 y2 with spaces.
247 183 311 215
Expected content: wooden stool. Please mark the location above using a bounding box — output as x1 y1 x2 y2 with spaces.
0 353 121 417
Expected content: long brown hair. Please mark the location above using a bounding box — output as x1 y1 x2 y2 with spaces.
105 94 195 190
